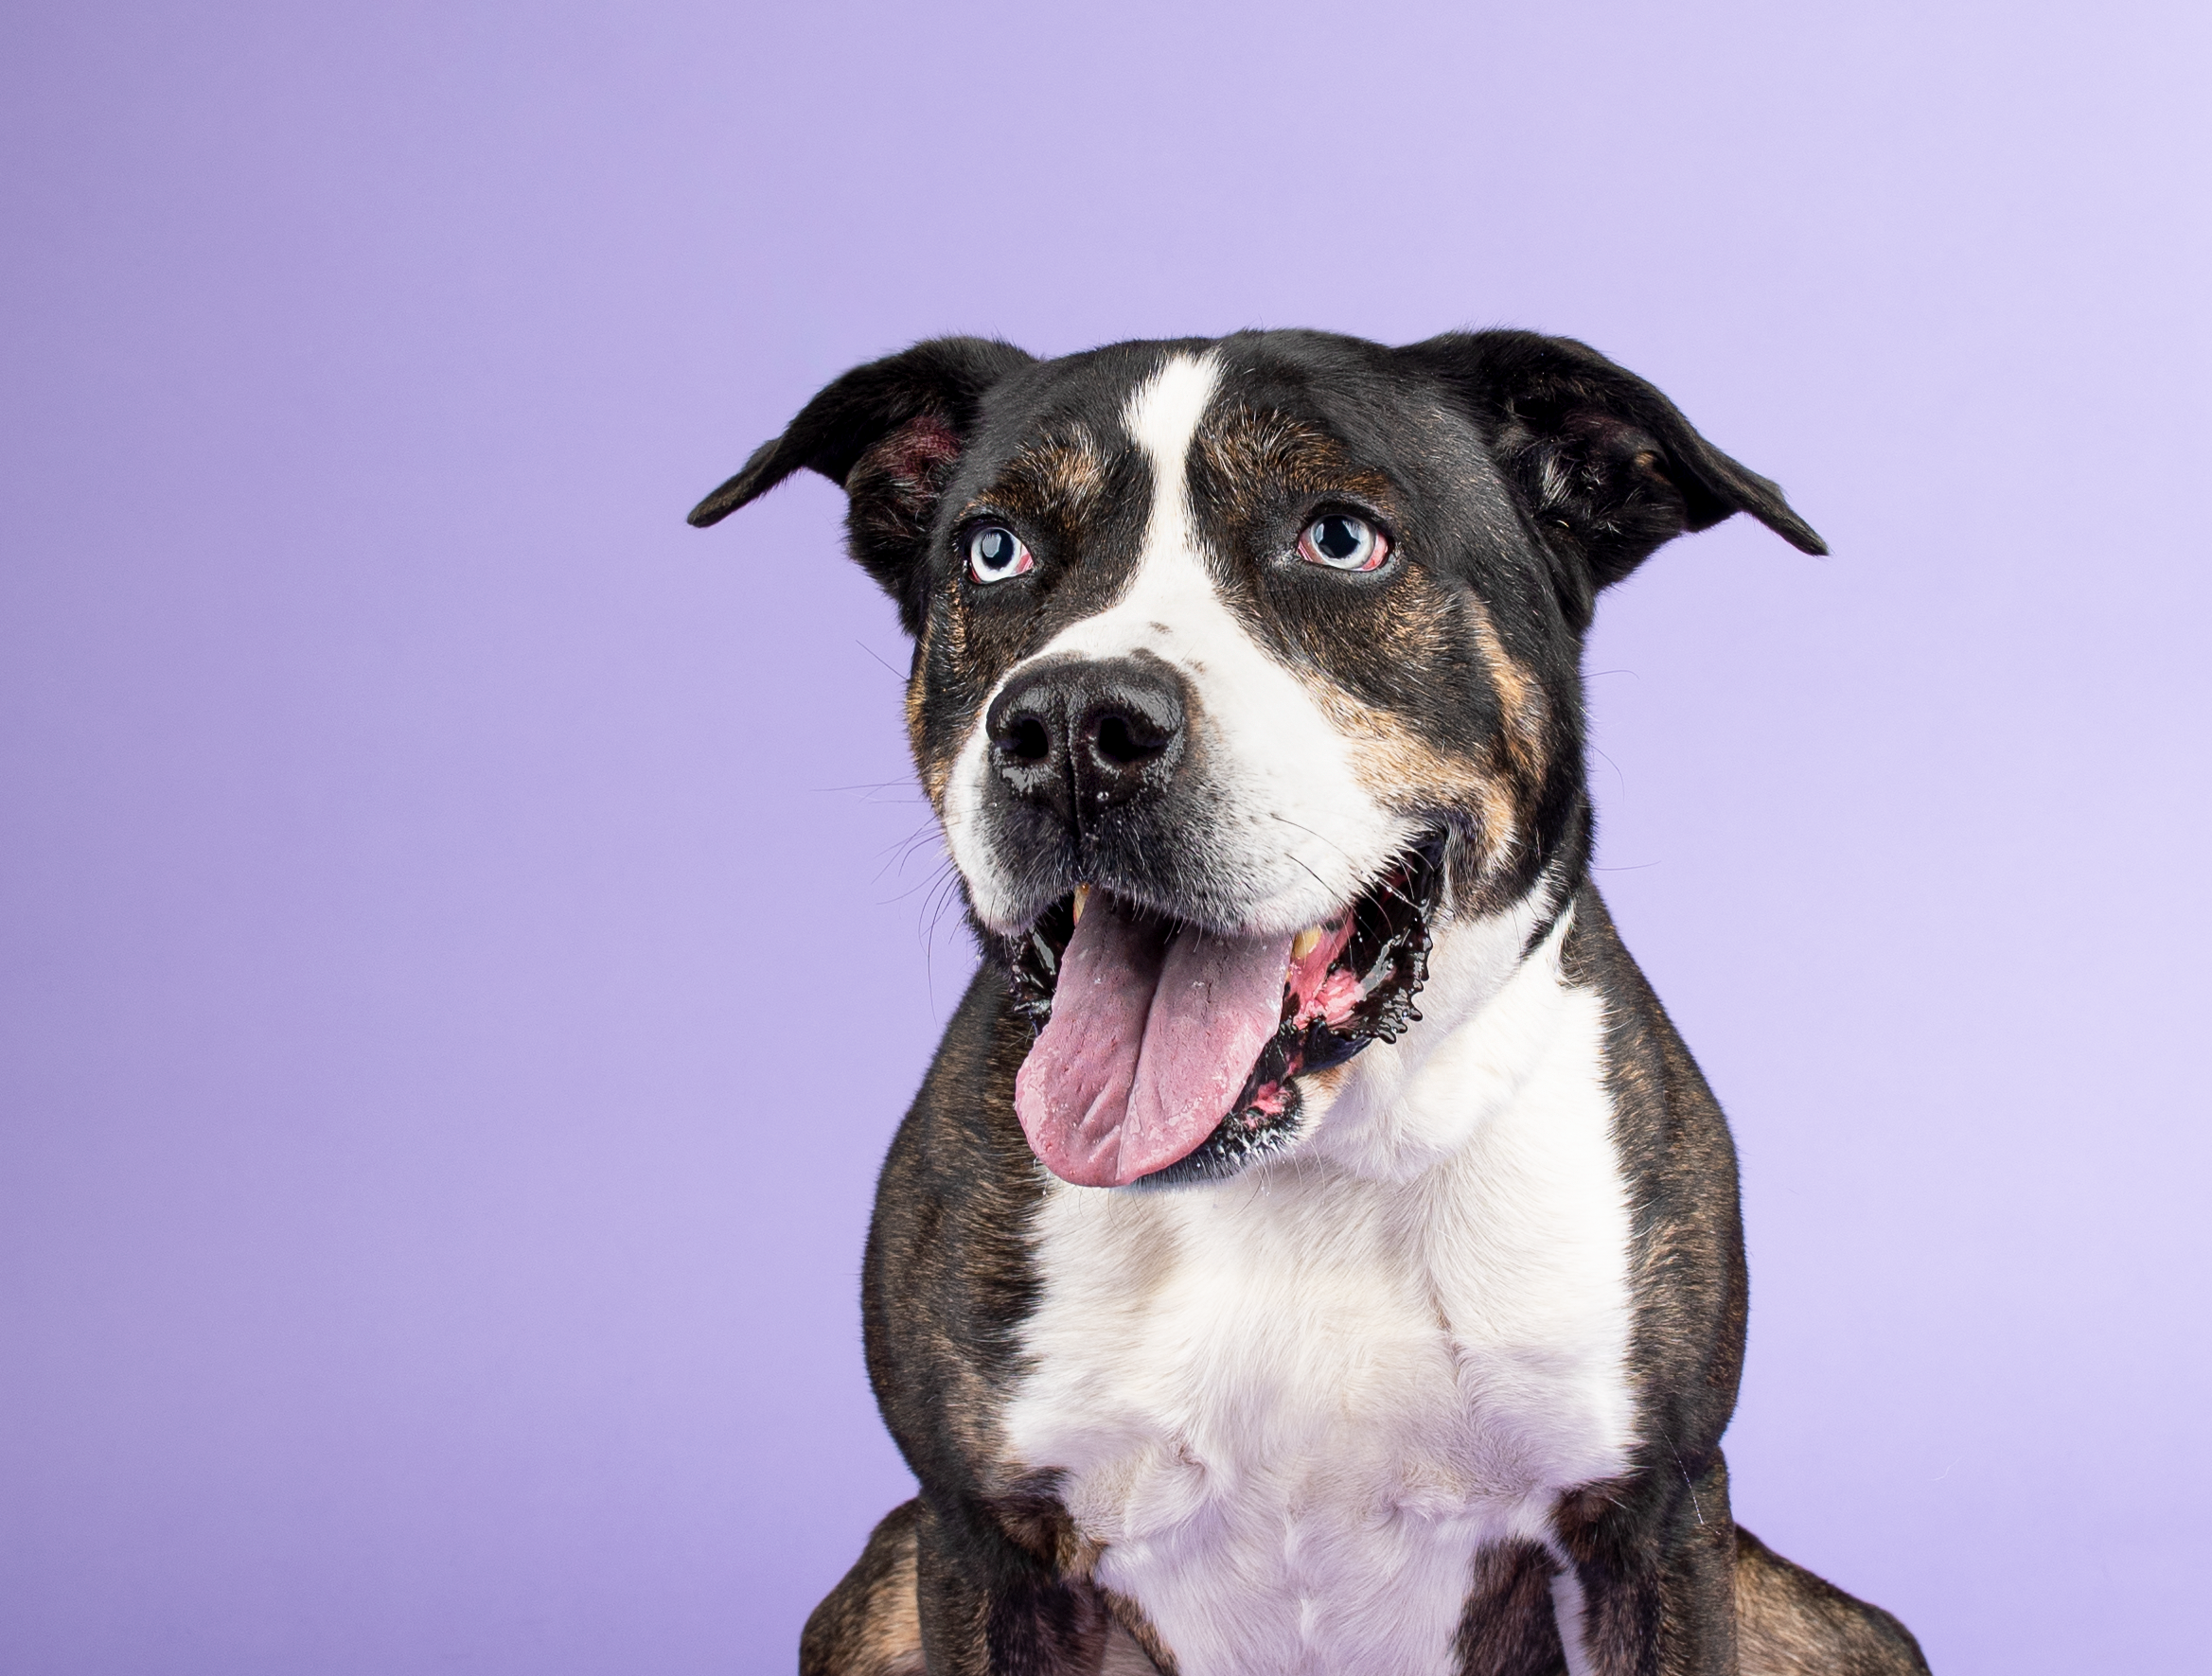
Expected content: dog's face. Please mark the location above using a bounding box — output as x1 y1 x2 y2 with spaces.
695 329 1819 1188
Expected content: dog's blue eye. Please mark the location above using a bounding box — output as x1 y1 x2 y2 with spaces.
1298 514 1387 572
967 525 1034 583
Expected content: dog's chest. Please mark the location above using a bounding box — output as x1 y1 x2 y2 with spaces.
1000 980 1637 1676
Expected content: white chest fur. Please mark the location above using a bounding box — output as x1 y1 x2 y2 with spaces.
1000 920 1637 1676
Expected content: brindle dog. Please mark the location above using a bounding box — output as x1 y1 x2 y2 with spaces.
692 329 1929 1676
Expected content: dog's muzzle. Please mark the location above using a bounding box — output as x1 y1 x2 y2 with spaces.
972 654 1441 1191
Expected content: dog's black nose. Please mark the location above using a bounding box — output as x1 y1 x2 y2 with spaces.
987 656 1189 828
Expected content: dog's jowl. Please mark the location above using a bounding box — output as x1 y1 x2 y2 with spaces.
693 329 1930 1676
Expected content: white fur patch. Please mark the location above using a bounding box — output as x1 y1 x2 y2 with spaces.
1551 1564 1599 1676
1002 905 1637 1676
942 351 1420 936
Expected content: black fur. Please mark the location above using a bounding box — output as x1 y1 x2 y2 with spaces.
691 327 1926 1675
689 336 1035 632
1399 330 1827 624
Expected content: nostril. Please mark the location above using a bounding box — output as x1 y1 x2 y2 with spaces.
987 659 1187 820
1094 714 1157 766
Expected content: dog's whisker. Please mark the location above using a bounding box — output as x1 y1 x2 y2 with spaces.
853 638 907 681
1269 812 1428 916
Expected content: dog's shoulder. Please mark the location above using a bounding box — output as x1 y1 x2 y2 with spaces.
1560 884 1748 1429
860 965 1047 1495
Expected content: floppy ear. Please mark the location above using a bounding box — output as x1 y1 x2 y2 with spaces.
1401 329 1826 627
687 336 1035 634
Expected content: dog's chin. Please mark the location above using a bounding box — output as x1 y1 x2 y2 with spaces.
992 829 1446 1187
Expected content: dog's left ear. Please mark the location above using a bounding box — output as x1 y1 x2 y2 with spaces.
688 336 1035 634
1401 329 1826 627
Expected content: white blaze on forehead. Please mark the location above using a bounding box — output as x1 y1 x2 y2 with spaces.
1123 350 1222 525
943 350 1418 936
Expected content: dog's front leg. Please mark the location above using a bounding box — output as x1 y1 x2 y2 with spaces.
1552 1453 1742 1676
911 1493 1112 1676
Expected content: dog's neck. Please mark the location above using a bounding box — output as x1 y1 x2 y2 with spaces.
1294 862 1588 1183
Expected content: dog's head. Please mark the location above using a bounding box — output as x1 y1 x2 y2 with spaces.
693 330 1820 1188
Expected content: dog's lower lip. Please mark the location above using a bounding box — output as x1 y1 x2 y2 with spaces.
1000 833 1444 1184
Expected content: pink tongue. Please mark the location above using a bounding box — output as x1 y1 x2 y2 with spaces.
1014 896 1295 1188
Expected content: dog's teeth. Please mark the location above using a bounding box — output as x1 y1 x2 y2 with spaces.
1291 926 1324 961
1072 884 1092 926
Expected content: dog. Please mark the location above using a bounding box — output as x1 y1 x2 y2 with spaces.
691 328 1930 1676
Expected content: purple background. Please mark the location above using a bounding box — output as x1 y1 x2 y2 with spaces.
3 3 2206 1671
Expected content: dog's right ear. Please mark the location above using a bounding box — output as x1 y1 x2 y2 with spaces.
687 336 1035 634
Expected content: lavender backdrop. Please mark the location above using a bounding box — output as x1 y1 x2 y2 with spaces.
3 3 2206 1672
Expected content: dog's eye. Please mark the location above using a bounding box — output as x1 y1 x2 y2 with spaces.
967 525 1034 584
1298 514 1388 573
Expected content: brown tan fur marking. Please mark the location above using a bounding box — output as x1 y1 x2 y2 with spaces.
1196 404 1399 521
959 425 1112 534
1465 592 1548 774
800 1499 927 1676
1734 1527 1931 1675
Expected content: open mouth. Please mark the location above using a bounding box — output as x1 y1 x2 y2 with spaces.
998 830 1444 1187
